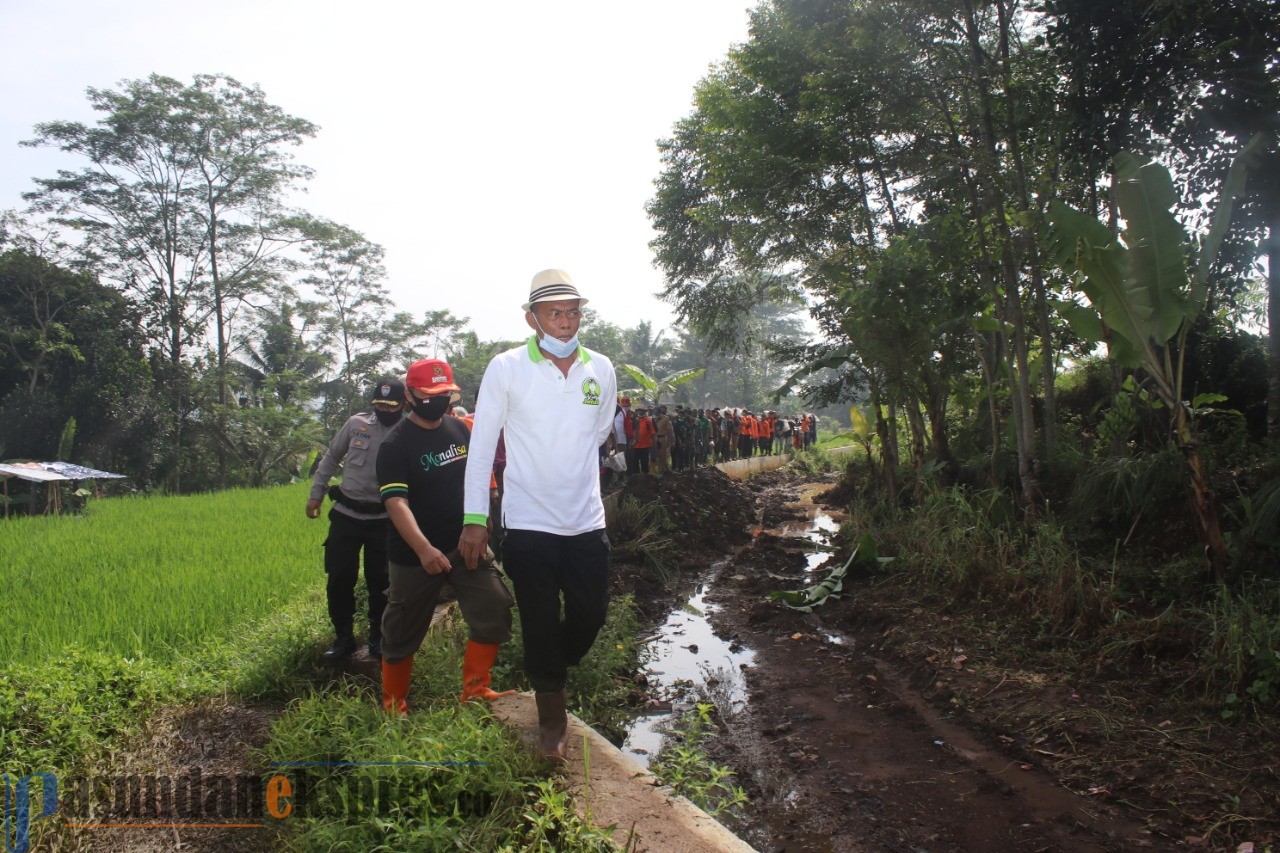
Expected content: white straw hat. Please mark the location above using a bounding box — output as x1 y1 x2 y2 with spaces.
522 268 589 312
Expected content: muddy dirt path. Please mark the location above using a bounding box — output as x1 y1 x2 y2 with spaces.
695 477 1152 852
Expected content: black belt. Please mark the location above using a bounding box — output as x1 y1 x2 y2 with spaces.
329 485 385 515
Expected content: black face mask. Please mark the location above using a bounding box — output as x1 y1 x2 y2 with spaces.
374 408 403 427
412 395 451 422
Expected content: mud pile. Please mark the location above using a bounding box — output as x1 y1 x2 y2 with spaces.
607 468 758 615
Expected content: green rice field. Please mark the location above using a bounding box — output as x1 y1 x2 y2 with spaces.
0 481 326 666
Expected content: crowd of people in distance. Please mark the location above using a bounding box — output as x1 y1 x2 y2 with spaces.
607 399 819 479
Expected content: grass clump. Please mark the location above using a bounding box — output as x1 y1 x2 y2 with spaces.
0 587 330 777
261 694 621 851
649 701 747 817
609 496 677 584
260 603 643 851
789 446 838 478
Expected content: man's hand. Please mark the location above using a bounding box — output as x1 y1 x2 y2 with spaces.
459 524 489 570
305 498 322 519
416 541 451 575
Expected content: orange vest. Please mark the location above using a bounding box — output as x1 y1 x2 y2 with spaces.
635 417 656 449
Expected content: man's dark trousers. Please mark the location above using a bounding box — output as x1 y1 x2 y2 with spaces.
323 508 390 642
502 528 610 692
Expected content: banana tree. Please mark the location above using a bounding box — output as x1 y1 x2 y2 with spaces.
619 364 705 409
1044 137 1263 581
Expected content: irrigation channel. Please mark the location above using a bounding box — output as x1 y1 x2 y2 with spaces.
622 485 840 765
617 478 1150 852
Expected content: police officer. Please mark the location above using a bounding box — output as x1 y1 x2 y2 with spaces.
307 378 405 661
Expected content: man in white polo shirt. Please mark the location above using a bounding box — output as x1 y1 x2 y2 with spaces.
459 268 617 764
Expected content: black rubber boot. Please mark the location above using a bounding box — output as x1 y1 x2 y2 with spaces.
323 635 357 662
534 690 568 765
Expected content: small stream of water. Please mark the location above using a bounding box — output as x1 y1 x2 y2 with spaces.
621 484 841 766
621 569 756 765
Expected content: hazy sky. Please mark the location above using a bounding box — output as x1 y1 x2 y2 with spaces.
0 0 759 342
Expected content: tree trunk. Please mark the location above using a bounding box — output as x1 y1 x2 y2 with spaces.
1174 406 1228 582
962 0 1040 514
905 397 928 504
975 332 1002 487
995 0 1057 458
922 366 957 479
1267 222 1280 440
871 380 899 506
209 206 229 490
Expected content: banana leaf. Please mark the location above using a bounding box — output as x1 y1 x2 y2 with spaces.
770 533 892 612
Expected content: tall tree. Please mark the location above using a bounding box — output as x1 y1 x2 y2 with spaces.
22 73 318 489
649 0 1058 507
295 218 424 425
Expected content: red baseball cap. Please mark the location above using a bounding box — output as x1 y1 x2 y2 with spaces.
405 358 461 396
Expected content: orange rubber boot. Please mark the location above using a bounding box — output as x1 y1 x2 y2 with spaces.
381 655 413 716
460 641 517 702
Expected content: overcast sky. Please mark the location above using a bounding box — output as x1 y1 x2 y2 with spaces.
0 0 759 342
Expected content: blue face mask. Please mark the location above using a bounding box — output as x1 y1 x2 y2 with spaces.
533 317 580 359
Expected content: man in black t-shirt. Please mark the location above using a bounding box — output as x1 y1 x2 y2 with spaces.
376 358 515 715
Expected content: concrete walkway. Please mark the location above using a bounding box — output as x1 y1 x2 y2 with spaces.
488 694 757 852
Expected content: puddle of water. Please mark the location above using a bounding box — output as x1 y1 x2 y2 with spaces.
622 583 756 765
622 483 837 765
775 507 841 574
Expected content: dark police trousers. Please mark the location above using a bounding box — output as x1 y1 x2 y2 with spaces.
323 507 389 641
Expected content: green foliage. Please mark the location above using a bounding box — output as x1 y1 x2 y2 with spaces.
1228 476 1280 555
842 484 1280 714
1045 142 1262 402
257 603 638 850
0 239 164 480
649 702 747 817
515 779 620 852
56 417 76 460
618 363 706 409
0 585 327 776
0 481 323 665
209 397 326 487
789 446 836 477
0 480 339 774
261 695 583 852
564 595 643 741
1204 583 1280 719
1066 447 1185 535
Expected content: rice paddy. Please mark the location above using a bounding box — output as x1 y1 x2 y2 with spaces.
0 482 325 666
